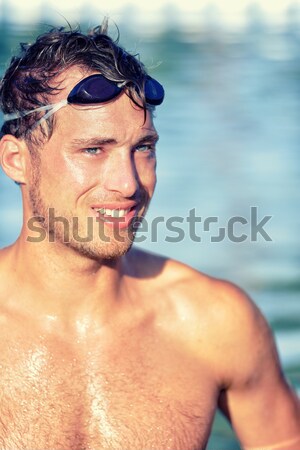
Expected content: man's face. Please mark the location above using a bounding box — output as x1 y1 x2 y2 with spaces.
27 68 158 260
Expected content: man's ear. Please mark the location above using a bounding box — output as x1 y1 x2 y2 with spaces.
0 134 29 184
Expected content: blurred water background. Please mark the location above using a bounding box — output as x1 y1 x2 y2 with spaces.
0 1 300 448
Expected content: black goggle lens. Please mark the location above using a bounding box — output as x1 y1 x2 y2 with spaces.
144 76 165 106
68 75 122 104
67 74 164 106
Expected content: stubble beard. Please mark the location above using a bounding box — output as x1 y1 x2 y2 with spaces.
28 166 149 261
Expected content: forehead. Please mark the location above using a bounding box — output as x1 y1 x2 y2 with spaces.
49 67 156 143
51 66 95 102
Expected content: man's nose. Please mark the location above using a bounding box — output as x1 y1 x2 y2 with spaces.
103 152 139 198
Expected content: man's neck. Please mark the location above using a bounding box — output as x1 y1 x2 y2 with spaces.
1 233 130 333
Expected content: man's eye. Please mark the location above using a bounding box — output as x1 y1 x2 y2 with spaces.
135 144 155 153
84 147 102 155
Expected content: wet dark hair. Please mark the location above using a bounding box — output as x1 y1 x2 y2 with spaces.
0 19 150 146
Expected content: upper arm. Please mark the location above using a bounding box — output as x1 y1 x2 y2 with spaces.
213 282 300 449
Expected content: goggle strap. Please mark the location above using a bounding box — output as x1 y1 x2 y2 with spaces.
3 100 68 122
35 100 68 127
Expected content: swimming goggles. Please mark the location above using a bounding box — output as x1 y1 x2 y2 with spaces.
3 73 165 125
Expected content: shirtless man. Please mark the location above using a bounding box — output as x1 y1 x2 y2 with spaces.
0 21 299 450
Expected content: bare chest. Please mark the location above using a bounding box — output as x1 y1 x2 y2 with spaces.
0 334 218 450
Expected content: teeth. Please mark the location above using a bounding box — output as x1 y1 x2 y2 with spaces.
96 208 130 218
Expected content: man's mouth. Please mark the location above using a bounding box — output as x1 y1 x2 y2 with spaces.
94 207 131 218
91 204 139 229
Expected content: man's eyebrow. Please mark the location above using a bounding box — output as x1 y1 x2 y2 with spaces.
70 134 159 147
135 134 159 145
70 138 117 147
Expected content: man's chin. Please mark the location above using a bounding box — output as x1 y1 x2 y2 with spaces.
64 236 135 262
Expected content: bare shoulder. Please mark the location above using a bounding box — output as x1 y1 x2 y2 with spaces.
0 245 12 277
129 245 258 314
0 246 8 260
129 247 278 384
0 244 25 301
